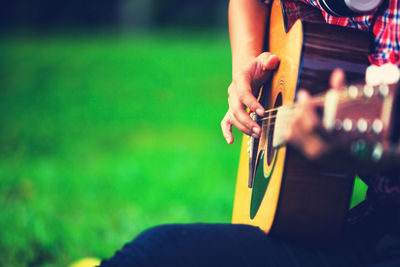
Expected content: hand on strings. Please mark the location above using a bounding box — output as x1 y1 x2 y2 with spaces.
221 53 280 144
284 69 345 160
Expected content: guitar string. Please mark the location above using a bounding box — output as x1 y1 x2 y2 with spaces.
257 89 360 117
256 101 359 122
255 96 362 122
256 92 329 115
250 99 366 136
248 88 378 141
259 97 355 118
256 110 357 126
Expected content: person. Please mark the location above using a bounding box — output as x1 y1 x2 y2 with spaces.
99 0 400 266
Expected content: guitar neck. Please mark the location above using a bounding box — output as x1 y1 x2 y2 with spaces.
268 80 400 165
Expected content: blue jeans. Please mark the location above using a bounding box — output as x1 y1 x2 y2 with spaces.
99 223 400 266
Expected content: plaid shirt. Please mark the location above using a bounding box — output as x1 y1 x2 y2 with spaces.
264 0 400 66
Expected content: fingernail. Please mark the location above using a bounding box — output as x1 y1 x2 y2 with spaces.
252 133 259 139
252 127 260 135
256 108 264 116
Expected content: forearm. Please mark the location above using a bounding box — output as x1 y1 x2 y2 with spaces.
229 0 269 76
222 0 279 144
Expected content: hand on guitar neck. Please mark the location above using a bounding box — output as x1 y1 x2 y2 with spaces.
283 69 345 161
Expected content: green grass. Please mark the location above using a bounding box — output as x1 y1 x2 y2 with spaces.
350 176 368 209
0 31 241 266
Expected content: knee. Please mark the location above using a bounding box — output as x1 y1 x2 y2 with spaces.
100 225 179 266
133 224 176 245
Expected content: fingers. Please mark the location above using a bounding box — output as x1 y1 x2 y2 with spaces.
230 113 259 137
301 133 330 160
227 82 262 138
258 52 280 71
222 52 280 143
232 78 264 114
286 124 328 159
221 109 259 144
329 68 345 90
285 68 347 159
296 89 311 104
284 98 318 143
285 90 329 159
244 98 264 116
227 95 260 135
221 111 234 144
293 68 346 158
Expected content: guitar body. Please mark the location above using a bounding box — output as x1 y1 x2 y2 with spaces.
232 0 370 240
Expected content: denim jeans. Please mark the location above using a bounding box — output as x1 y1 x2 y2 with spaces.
99 223 400 266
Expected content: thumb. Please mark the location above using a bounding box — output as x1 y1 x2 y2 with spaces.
258 52 280 71
297 89 312 104
329 68 345 90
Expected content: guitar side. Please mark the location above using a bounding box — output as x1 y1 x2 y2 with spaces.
232 0 369 240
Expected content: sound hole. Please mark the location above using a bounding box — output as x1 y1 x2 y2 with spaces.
267 93 282 165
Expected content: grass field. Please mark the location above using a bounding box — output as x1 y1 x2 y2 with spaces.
0 31 241 266
0 30 366 266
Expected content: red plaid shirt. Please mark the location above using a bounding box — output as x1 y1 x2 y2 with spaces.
265 0 400 66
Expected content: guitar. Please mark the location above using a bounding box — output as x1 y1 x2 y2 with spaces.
232 0 400 240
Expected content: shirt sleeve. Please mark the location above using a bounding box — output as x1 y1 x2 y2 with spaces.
368 0 400 66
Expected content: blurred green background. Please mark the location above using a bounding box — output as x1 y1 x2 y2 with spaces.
0 1 366 266
1 1 239 265
0 31 239 266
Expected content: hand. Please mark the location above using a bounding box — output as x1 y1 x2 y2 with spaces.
284 69 345 160
221 52 280 144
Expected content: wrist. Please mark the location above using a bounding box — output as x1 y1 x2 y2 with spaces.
232 54 256 79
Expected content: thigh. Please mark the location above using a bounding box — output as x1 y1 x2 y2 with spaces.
370 259 400 266
100 223 372 267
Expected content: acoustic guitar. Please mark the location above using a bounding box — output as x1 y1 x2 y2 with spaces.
232 0 400 240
